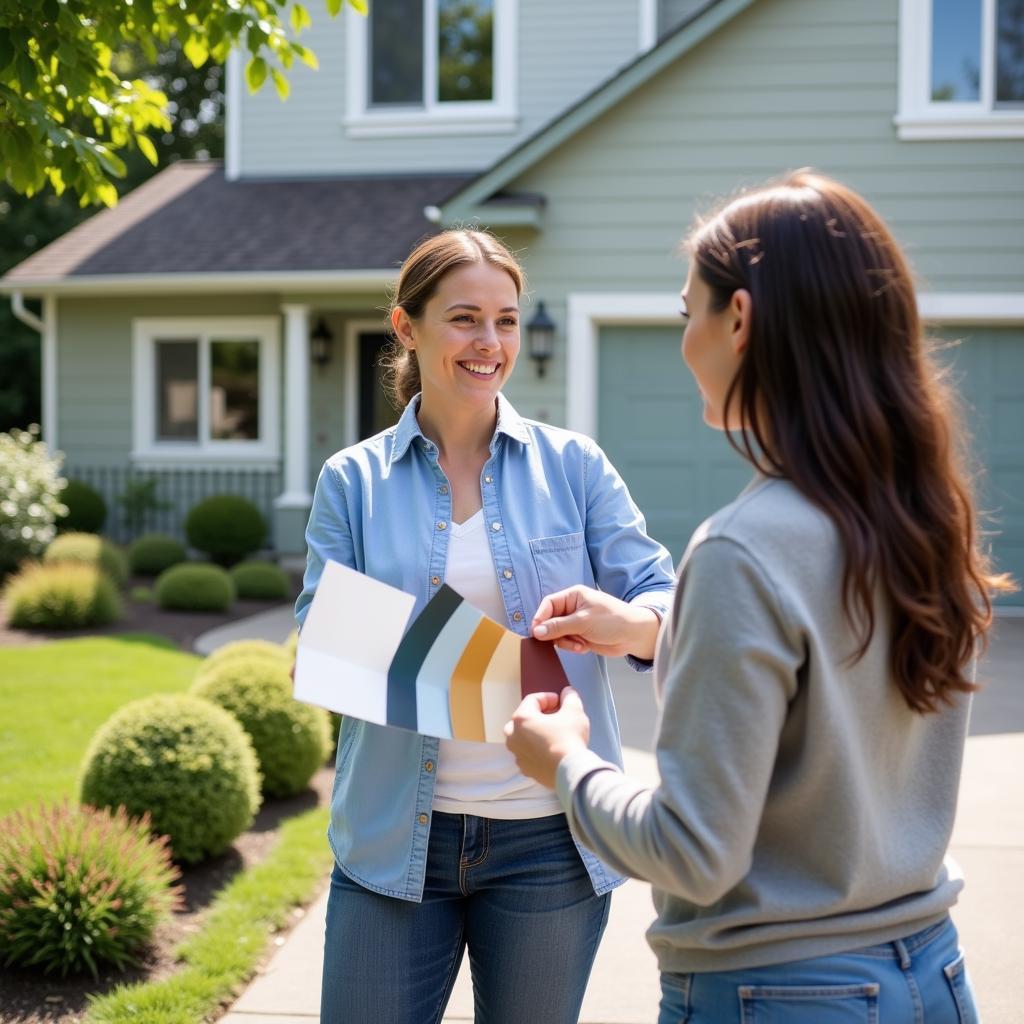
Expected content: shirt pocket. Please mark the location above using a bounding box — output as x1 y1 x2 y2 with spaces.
529 531 589 597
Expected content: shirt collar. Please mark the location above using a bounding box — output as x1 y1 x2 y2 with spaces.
390 392 532 464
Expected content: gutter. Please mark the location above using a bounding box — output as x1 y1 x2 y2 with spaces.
10 291 58 447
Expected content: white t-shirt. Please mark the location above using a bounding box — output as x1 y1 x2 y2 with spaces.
432 509 564 819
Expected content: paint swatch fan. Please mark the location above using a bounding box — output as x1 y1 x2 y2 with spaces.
293 560 571 743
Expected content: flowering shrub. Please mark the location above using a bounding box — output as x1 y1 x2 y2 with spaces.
0 802 182 978
0 426 67 577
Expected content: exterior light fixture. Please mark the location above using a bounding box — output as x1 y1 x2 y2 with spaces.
311 317 334 369
526 301 555 377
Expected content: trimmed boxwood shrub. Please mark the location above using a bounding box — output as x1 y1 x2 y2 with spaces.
57 480 107 534
191 656 331 797
79 694 262 864
229 560 290 600
3 562 121 629
196 639 291 684
155 562 235 612
128 532 187 576
185 495 266 566
284 627 298 656
44 531 129 587
0 802 181 978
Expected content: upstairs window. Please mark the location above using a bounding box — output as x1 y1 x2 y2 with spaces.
346 0 516 136
898 0 1024 138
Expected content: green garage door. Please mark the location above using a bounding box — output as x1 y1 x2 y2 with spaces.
598 324 1024 605
598 326 751 565
938 327 1024 606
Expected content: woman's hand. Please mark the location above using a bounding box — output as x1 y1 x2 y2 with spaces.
504 687 590 789
531 585 661 660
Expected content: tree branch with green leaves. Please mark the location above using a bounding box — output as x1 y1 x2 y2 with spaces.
0 0 366 208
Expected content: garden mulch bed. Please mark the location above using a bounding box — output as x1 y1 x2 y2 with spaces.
0 765 333 1023
0 572 302 653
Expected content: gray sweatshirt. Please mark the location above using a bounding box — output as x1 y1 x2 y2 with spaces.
557 474 969 972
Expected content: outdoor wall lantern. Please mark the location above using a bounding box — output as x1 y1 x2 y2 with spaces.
311 317 334 369
526 301 556 377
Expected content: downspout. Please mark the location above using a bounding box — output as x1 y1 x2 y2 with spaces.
10 291 57 446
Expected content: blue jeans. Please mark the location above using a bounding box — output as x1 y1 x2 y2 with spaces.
320 811 611 1024
658 916 979 1023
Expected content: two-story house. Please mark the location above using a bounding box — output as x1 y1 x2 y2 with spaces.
2 0 1022 603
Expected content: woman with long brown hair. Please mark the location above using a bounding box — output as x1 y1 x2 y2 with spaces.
506 170 1011 1022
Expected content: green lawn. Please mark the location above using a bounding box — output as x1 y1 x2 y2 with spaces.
0 636 201 818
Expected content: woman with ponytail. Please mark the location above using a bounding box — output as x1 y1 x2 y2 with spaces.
297 228 675 1023
506 171 1012 1023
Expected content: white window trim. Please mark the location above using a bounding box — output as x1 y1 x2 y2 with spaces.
565 291 1024 438
639 0 657 51
897 0 1024 140
344 0 518 138
132 316 281 464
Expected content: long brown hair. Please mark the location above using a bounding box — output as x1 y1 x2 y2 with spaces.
687 169 1014 712
382 229 525 408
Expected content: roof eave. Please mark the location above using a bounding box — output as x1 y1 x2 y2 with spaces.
0 268 400 298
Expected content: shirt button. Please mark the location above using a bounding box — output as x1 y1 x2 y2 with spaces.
418 813 429 825
484 475 493 484
425 761 434 772
437 521 447 531
503 568 513 579
438 485 449 495
431 575 440 586
512 611 524 622
491 521 501 532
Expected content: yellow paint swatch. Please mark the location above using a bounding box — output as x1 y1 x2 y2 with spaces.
449 617 504 741
481 630 523 743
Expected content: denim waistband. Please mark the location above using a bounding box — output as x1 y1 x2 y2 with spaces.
844 916 952 964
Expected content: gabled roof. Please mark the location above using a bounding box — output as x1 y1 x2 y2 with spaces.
1 162 472 292
437 0 756 222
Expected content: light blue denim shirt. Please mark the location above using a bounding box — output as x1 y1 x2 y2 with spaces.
296 393 675 901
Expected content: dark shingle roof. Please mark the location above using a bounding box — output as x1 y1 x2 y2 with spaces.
2 162 473 283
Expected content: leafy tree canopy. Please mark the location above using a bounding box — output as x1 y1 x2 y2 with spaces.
0 0 365 208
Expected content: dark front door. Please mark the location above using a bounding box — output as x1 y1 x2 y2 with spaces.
358 332 401 441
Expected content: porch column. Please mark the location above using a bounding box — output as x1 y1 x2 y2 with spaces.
274 303 312 560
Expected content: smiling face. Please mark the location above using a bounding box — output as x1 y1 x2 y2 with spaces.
680 265 751 430
392 261 521 413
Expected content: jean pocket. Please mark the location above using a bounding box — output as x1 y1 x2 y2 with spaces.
738 982 879 1024
658 971 692 1024
943 951 980 1024
529 531 587 597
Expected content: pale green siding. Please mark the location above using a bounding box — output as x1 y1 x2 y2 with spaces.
496 0 1024 423
238 1 643 177
658 0 709 38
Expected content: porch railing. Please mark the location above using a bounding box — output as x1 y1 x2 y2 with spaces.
65 463 283 547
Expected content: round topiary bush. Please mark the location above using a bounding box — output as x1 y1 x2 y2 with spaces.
57 480 107 535
44 531 129 587
195 639 291 685
0 802 181 978
229 560 290 600
185 495 267 566
3 562 121 629
190 656 331 797
79 694 262 864
128 532 188 576
155 562 235 612
283 627 298 657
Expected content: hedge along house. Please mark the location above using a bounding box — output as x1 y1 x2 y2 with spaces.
2 0 1023 605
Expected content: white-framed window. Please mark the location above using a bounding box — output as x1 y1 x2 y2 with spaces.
132 317 280 464
344 0 517 137
897 0 1024 139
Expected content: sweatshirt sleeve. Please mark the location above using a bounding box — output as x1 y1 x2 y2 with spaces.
555 536 803 905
